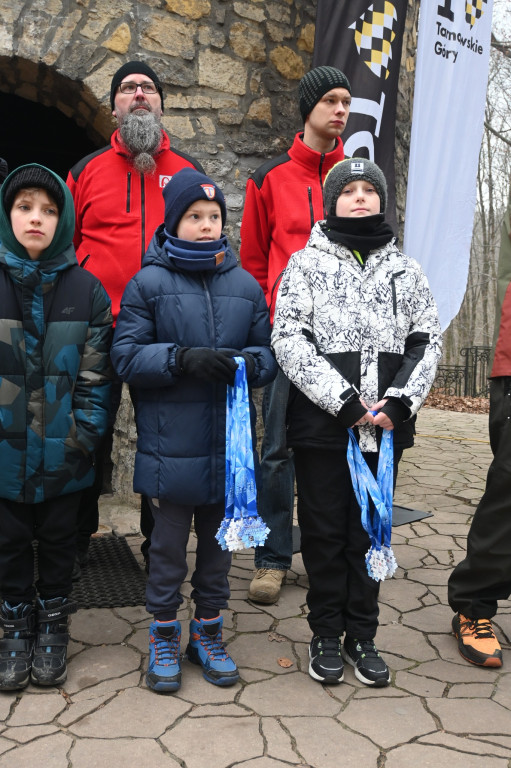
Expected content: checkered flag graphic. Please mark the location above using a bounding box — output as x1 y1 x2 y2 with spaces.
465 0 487 28
348 1 398 80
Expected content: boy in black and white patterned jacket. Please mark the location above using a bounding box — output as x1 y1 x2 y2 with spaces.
272 158 442 688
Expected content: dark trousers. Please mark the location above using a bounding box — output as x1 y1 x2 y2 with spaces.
293 445 401 638
0 492 81 603
448 376 511 619
145 499 231 617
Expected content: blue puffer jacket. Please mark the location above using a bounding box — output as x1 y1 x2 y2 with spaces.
111 225 277 505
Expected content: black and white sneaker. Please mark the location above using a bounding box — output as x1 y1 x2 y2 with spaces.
308 635 344 684
342 637 390 687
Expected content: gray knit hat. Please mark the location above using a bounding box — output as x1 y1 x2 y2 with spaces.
298 66 351 122
324 158 387 215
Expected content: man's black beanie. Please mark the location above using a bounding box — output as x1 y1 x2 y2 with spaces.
110 61 164 112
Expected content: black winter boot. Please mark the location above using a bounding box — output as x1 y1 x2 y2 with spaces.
31 597 77 686
0 601 36 691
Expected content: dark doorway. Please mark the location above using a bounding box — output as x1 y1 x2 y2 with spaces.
0 93 102 181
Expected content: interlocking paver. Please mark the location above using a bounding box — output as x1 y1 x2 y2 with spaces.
418 732 511 757
6 692 66 726
160 716 263 768
70 738 182 767
428 694 511 735
0 725 58 743
70 608 131 644
261 716 303 764
385 744 508 767
0 733 72 768
68 687 190 738
282 716 380 768
338 696 437 748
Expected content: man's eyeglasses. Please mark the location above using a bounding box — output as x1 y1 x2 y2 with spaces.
118 82 158 94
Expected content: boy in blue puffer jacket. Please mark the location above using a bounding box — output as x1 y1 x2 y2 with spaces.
111 168 277 693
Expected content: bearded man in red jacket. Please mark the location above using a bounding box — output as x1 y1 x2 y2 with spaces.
67 61 204 573
240 66 352 604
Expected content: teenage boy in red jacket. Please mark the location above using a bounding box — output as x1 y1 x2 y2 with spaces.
240 66 352 604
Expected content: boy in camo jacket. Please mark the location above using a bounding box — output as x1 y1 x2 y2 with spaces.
0 164 112 691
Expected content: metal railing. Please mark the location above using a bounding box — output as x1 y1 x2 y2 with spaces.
431 346 491 397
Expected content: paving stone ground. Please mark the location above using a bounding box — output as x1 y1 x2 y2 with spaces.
1 407 510 767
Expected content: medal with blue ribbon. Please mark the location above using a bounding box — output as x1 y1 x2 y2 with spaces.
216 357 270 551
346 426 398 581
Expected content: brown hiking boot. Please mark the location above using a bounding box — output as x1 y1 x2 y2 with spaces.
248 568 286 604
452 613 503 667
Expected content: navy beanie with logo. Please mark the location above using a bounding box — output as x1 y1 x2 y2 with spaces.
110 61 164 111
163 168 227 236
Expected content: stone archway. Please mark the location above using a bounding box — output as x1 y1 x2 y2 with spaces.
0 91 99 179
0 55 114 178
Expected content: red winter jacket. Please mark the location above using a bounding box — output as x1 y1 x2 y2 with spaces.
67 130 203 322
491 282 511 377
240 132 345 321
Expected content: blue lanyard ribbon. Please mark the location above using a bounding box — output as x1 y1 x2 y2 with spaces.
216 357 270 551
347 428 397 581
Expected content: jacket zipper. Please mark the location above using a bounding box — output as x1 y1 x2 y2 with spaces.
140 174 146 263
126 172 131 213
319 153 326 217
307 186 314 231
201 273 218 500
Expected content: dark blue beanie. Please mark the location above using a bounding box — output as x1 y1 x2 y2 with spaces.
163 168 227 236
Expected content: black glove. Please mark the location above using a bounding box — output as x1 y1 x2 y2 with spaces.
217 349 256 380
178 347 238 385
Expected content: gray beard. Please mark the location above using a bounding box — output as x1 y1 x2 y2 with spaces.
119 112 163 174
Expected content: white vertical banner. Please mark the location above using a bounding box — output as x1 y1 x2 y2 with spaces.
403 0 493 331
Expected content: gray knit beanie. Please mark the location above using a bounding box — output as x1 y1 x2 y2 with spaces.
298 66 351 122
324 158 388 215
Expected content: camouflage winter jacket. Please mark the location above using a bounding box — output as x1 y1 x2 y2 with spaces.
0 164 113 503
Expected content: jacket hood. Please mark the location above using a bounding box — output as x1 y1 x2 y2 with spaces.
0 163 75 262
142 224 238 273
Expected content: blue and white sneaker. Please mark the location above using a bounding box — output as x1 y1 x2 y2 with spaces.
147 620 182 693
186 616 239 686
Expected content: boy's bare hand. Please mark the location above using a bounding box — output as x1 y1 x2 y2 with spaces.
370 399 395 430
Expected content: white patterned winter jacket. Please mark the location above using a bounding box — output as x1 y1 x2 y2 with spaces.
272 222 443 453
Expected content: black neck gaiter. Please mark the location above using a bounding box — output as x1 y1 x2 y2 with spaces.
323 214 395 257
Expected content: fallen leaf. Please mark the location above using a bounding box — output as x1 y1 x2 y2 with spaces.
268 632 286 642
277 657 293 668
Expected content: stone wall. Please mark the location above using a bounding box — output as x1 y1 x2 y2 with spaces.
0 0 320 249
0 0 419 504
